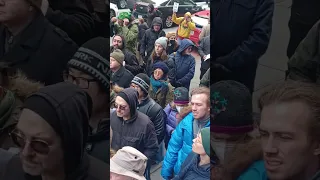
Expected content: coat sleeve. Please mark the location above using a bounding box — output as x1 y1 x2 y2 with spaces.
163 104 174 135
200 68 210 87
287 20 320 82
161 119 185 179
198 38 206 58
167 56 176 83
143 122 159 160
187 21 196 31
123 24 139 45
215 0 274 70
176 58 195 85
153 109 165 143
140 31 147 55
172 13 183 25
45 0 95 45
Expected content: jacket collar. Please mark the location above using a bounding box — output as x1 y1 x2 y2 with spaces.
113 66 126 78
0 13 47 66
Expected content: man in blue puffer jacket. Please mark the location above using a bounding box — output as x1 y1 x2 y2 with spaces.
161 87 210 179
167 39 196 90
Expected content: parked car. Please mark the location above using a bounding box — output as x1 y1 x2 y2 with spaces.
132 0 203 28
189 9 209 46
110 2 119 18
111 0 138 10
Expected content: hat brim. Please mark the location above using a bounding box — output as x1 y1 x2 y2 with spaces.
110 159 146 180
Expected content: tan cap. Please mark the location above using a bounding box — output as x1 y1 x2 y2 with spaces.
110 146 148 180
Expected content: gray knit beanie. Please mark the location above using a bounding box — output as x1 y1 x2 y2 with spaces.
155 37 168 49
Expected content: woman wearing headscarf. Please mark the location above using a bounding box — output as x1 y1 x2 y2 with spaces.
0 82 105 180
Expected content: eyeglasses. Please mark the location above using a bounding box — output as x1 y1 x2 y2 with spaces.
114 103 127 111
9 129 51 155
63 73 96 89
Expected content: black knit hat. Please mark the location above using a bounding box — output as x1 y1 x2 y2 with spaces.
173 87 189 105
68 37 110 93
210 80 253 134
131 73 150 94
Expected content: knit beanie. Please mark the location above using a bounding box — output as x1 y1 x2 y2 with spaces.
131 73 150 95
155 37 168 49
153 62 169 76
173 87 189 105
110 49 125 66
68 37 110 93
200 127 210 156
210 80 253 134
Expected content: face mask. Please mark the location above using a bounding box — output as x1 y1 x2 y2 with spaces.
210 138 237 163
176 106 182 113
169 40 175 45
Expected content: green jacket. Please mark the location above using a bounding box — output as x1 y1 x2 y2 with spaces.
287 20 320 83
114 22 139 54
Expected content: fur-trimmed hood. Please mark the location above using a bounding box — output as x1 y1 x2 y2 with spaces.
169 102 192 125
6 71 43 100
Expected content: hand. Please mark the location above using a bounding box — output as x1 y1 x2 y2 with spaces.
41 0 49 15
111 17 117 23
123 18 129 26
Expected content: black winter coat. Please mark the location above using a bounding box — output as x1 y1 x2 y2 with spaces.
0 13 78 85
211 0 274 93
140 17 166 57
110 111 158 160
111 66 134 88
137 97 165 143
47 0 95 45
198 35 210 79
111 45 141 76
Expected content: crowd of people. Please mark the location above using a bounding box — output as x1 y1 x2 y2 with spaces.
109 5 211 180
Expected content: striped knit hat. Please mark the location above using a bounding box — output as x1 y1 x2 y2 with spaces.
210 80 253 134
68 37 110 93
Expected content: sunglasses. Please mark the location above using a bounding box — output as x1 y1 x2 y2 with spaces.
114 103 127 111
10 129 51 155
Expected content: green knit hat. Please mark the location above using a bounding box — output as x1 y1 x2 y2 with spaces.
201 127 210 156
118 12 132 20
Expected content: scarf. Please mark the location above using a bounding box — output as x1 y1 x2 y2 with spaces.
150 76 168 94
0 89 15 128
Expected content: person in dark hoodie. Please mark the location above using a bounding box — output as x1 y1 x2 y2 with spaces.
173 127 210 180
0 0 78 85
110 49 134 88
0 82 108 180
140 17 166 64
167 39 195 90
41 0 95 45
65 37 110 163
130 74 165 164
111 35 141 76
211 0 274 93
146 3 162 28
111 88 158 160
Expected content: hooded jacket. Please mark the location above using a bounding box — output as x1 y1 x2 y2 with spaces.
167 39 195 90
0 82 105 180
172 12 196 39
140 17 166 57
173 152 210 180
111 37 141 75
119 21 139 54
110 88 158 160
